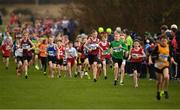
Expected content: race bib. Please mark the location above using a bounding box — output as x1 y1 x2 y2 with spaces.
113 47 122 52
89 44 98 50
102 50 108 55
159 54 168 62
154 62 164 69
48 51 54 56
22 44 30 49
132 54 138 58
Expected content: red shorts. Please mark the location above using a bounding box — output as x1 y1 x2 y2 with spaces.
67 58 75 67
101 55 111 60
3 52 11 57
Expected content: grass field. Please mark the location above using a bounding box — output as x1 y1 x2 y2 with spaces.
0 58 180 109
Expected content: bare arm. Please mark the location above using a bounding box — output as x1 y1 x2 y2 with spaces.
28 39 35 51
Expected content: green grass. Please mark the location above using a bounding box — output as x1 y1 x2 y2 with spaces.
0 58 180 109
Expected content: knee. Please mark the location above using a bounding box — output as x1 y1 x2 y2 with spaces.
133 70 137 75
67 63 71 68
114 64 119 70
93 62 97 66
157 79 162 85
164 75 169 81
24 61 28 66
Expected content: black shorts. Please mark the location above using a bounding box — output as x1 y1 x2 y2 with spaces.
85 55 89 59
16 56 23 63
112 57 122 68
31 49 35 53
131 62 142 73
77 57 85 65
88 54 98 65
48 56 56 64
56 59 63 65
97 59 102 64
3 56 10 58
23 55 32 62
155 66 169 73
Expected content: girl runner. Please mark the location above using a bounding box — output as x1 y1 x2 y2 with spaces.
1 32 13 69
65 42 77 77
39 38 48 75
128 39 146 88
149 35 174 100
56 40 65 78
14 39 23 76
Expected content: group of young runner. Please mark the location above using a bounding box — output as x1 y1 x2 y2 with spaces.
0 22 179 101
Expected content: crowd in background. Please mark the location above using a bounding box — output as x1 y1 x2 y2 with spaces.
0 12 179 82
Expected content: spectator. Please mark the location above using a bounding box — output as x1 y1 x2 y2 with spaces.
9 12 17 25
61 16 70 30
160 25 168 35
123 29 133 52
175 30 180 79
106 28 114 42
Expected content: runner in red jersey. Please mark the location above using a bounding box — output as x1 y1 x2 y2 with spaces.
74 39 89 78
85 29 99 82
56 40 65 78
128 39 145 88
1 34 13 69
98 32 110 79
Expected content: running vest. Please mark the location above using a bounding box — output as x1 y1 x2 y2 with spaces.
88 38 99 55
99 41 110 55
155 44 170 69
47 44 56 57
21 39 32 56
76 44 85 58
57 46 65 59
130 48 143 62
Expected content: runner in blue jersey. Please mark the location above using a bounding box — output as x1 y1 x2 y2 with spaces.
47 37 57 78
